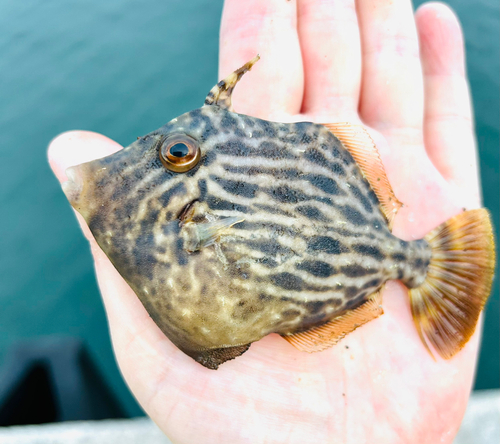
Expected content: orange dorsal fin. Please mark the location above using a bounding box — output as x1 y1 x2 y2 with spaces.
323 122 402 230
282 290 384 353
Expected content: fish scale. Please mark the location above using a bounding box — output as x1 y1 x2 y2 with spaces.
63 56 495 369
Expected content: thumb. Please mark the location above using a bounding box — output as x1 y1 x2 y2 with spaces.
48 130 124 243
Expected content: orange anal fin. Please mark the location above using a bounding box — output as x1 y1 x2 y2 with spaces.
322 122 402 230
282 290 384 353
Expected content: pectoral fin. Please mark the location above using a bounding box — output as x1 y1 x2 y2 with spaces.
282 290 384 353
180 217 244 253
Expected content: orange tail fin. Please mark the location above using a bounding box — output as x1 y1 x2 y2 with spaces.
409 209 495 359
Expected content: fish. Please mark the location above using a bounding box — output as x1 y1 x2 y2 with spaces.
62 56 495 370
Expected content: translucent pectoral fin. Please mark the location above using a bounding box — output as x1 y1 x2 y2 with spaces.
180 217 244 253
282 290 384 353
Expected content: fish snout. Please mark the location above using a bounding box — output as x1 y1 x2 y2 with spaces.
62 165 84 206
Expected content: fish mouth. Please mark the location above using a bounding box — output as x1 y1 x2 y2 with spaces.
62 165 84 207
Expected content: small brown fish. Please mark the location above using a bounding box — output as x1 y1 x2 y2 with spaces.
63 57 495 369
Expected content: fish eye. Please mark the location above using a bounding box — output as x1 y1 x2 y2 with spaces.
159 134 201 173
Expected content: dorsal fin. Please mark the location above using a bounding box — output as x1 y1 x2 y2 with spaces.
204 55 260 111
281 290 384 353
323 123 402 230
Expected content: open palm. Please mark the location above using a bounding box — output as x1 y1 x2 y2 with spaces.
49 1 481 443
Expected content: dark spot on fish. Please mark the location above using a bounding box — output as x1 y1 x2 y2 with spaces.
349 184 373 213
305 300 328 314
296 260 336 278
397 269 404 280
307 236 349 255
258 141 294 159
301 133 313 144
331 162 346 177
337 205 369 226
296 205 330 222
206 195 249 213
299 312 328 330
352 244 384 261
247 239 292 256
344 293 367 310
271 272 304 291
258 257 278 268
367 188 379 204
392 253 406 262
158 182 186 207
198 179 207 201
253 203 294 217
304 174 343 195
221 113 238 130
340 265 378 277
258 119 278 138
304 148 329 168
312 197 333 209
259 294 272 301
203 150 217 166
216 140 251 157
242 116 255 128
282 309 301 319
362 278 382 290
162 220 181 235
234 127 246 138
345 286 360 298
250 130 264 138
266 185 311 204
175 238 188 265
211 176 258 198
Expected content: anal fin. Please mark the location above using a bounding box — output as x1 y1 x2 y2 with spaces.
323 122 402 230
282 290 384 353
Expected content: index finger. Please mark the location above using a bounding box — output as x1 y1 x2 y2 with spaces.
219 0 304 120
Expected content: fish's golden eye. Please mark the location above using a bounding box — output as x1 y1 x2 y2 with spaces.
159 135 201 173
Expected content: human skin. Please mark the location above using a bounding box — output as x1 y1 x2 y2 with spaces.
48 1 482 443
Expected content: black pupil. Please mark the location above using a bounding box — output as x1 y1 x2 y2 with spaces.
170 143 189 158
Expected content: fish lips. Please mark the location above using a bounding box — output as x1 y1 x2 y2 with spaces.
62 165 84 205
62 161 99 221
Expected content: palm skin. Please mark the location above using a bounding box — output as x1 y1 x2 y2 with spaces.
49 1 482 443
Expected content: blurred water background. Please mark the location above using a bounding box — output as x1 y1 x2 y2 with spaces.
0 0 498 418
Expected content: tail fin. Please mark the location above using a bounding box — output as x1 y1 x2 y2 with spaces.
409 209 495 359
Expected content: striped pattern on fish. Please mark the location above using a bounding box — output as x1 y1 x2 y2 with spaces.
63 57 494 369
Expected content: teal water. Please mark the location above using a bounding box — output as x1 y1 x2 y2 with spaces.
0 0 498 417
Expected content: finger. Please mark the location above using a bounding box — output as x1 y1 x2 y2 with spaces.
219 0 303 120
416 3 480 206
48 130 123 182
297 0 361 120
357 0 424 132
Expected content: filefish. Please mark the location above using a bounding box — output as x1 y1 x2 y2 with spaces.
63 57 495 369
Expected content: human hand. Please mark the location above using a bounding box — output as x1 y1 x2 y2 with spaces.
48 1 481 443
